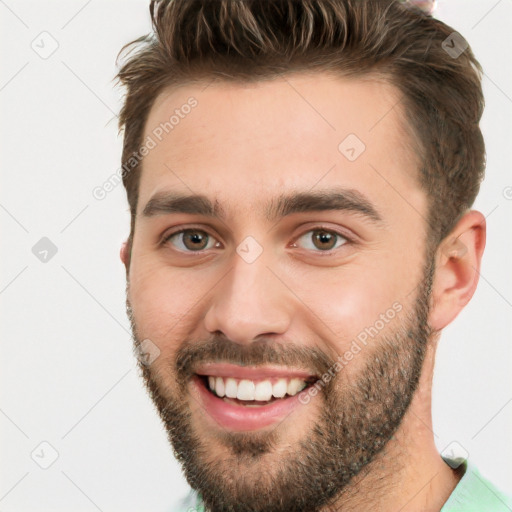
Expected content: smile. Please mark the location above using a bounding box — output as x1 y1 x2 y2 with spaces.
192 363 319 431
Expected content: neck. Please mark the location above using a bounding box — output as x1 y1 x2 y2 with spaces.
322 338 462 512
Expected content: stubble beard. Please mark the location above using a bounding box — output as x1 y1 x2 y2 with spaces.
126 257 435 512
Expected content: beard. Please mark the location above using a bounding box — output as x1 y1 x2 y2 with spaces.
126 255 435 512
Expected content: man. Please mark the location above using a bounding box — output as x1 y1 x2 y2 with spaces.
116 0 511 510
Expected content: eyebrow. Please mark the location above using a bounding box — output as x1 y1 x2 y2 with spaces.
142 188 384 225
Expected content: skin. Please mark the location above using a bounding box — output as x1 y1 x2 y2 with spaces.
120 72 486 511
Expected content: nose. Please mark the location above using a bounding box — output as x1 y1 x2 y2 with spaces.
203 252 292 344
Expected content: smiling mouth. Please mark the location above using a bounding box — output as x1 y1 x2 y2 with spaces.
197 374 318 407
191 363 322 430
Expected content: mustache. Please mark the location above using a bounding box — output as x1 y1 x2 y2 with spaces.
175 334 336 383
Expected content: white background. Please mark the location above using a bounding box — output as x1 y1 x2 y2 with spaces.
1 1 511 510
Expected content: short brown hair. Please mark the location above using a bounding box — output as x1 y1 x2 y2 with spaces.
116 0 485 255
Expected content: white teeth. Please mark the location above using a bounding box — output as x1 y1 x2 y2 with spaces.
272 378 287 398
206 375 309 401
237 379 255 400
225 378 238 398
287 378 307 395
215 376 225 397
254 380 273 401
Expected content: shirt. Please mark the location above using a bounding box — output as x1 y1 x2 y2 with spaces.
440 458 512 511
172 457 512 511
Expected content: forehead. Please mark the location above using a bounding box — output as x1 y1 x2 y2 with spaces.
138 72 424 223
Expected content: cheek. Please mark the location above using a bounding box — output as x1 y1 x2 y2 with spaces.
302 256 414 353
128 262 204 348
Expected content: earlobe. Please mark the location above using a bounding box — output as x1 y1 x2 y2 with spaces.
428 210 486 331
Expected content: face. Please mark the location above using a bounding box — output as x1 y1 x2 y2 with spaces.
124 72 434 511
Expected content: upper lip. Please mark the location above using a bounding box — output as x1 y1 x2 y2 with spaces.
194 362 317 381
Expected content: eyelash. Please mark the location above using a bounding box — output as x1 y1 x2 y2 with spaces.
161 225 353 255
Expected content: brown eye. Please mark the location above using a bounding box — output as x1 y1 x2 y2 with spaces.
295 228 348 252
165 229 218 252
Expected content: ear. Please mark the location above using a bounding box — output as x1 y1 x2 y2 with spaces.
428 210 486 331
120 239 130 272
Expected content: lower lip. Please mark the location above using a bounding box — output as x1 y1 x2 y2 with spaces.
192 376 314 431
